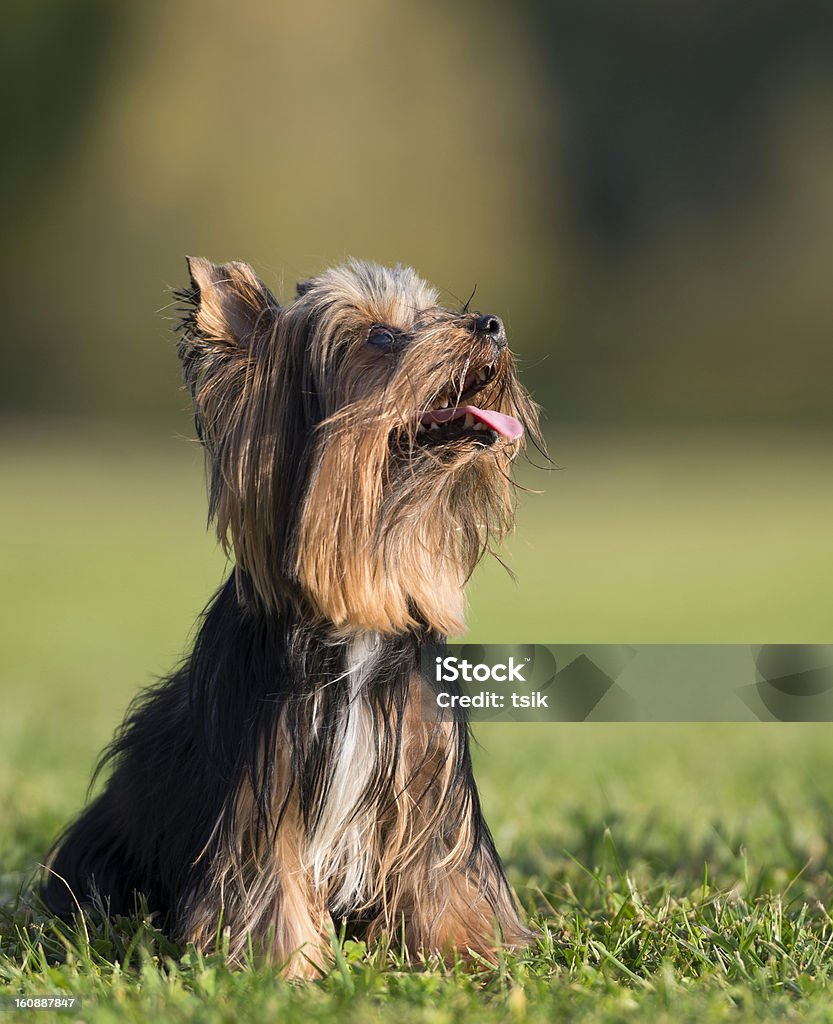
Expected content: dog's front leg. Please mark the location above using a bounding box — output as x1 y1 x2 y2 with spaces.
184 806 333 978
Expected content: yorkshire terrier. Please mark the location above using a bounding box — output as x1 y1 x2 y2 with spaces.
44 257 541 976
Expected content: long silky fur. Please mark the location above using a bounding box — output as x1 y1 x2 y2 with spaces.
43 257 541 976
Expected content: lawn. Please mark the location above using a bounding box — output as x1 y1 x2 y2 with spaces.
2 421 833 1022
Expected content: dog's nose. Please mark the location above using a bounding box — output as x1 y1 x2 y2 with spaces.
475 314 507 350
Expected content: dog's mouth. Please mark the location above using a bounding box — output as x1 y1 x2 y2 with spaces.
416 364 524 446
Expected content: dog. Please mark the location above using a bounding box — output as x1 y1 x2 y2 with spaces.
43 257 541 976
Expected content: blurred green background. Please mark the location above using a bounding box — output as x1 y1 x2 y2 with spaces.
5 1 833 425
2 0 832 921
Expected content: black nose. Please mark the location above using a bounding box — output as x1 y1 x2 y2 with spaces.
474 314 506 349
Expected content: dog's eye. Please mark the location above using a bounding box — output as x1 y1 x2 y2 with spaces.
366 326 403 352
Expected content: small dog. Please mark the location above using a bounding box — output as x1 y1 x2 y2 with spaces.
44 257 541 975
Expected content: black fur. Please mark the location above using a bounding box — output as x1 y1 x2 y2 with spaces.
42 575 505 937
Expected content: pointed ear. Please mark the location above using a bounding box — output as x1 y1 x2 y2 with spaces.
183 256 280 350
295 277 315 299
174 257 280 451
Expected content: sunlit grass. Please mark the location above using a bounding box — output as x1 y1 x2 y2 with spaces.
2 422 833 1022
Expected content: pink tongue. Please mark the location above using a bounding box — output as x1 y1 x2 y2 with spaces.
421 404 524 440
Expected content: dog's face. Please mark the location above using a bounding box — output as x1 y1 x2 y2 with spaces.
177 258 541 634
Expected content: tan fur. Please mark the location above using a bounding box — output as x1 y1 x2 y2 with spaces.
179 257 540 633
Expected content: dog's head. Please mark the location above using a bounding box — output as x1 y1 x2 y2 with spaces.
176 257 541 634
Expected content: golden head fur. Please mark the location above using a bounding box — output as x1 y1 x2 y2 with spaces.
177 257 541 636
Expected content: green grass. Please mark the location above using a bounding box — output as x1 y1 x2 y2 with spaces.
2 421 833 1022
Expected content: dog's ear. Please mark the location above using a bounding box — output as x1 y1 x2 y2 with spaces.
295 278 315 299
174 258 280 458
183 256 279 352
175 257 280 434
174 258 304 599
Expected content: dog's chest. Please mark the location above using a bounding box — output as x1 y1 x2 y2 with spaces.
304 633 387 914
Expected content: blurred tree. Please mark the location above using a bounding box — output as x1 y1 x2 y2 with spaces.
520 0 833 243
3 1 833 426
1 1 126 234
